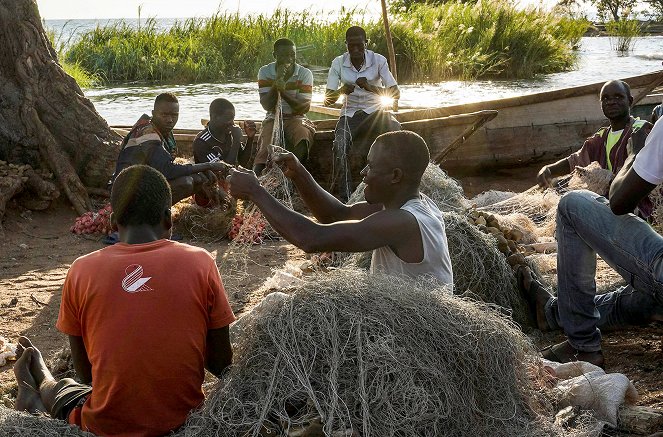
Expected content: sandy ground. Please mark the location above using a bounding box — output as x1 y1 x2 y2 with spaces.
0 167 661 420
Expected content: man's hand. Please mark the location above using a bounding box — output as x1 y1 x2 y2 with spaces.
536 165 553 188
355 77 370 90
340 83 355 95
243 120 257 138
226 167 262 200
272 146 303 179
274 78 286 92
209 161 232 173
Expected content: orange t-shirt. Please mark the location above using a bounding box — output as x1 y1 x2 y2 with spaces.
56 240 235 437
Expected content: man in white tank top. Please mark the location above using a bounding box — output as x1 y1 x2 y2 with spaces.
227 131 453 285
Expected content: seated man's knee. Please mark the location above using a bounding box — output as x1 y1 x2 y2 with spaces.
558 190 597 216
290 140 309 163
170 175 194 191
169 175 195 204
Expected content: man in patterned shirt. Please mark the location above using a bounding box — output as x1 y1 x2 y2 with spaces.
253 38 315 176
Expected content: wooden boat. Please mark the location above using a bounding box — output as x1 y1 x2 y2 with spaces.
111 70 663 190
310 70 663 174
112 110 498 193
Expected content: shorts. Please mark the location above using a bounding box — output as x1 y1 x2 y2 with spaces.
50 380 92 424
254 117 315 165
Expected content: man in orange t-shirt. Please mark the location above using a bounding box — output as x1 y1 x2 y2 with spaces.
12 165 235 436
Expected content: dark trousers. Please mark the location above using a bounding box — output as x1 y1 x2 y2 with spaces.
333 110 401 202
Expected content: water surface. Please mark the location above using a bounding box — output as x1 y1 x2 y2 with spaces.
46 17 662 129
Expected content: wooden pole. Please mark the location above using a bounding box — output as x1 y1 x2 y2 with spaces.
380 0 399 111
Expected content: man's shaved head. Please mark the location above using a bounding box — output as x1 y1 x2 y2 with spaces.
374 131 430 183
600 80 631 99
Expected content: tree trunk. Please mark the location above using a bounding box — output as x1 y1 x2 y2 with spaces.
0 0 122 215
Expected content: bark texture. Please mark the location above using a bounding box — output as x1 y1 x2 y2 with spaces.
0 0 122 215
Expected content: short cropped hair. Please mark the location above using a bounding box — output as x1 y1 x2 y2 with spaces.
209 98 235 117
111 165 172 227
154 92 178 107
274 38 295 50
375 131 430 182
600 80 632 99
345 26 367 41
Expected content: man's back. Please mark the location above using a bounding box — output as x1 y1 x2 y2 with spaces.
57 240 235 437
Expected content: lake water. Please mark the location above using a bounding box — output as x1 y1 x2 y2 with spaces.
45 20 663 129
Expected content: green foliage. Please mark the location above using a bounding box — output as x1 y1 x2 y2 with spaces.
46 26 100 88
390 0 478 13
591 0 639 22
605 19 641 52
63 3 587 84
379 1 589 80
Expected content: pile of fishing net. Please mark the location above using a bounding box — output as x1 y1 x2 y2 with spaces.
0 407 93 436
177 270 578 437
70 204 113 236
344 164 528 325
172 199 236 242
442 212 530 326
474 162 614 242
0 273 601 437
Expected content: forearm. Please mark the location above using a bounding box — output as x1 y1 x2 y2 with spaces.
280 92 310 115
547 158 571 178
260 88 279 112
324 89 340 106
251 187 326 251
226 129 243 165
69 336 92 384
289 164 351 223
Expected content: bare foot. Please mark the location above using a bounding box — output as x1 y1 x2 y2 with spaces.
13 347 47 414
17 337 55 389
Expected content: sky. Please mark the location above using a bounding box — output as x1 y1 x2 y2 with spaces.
36 0 558 20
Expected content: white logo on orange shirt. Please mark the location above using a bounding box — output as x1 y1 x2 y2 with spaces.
122 264 153 293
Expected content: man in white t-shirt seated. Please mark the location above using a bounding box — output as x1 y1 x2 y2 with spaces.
324 26 402 202
521 119 663 368
226 131 453 285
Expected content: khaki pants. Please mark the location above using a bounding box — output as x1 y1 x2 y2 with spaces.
254 117 315 165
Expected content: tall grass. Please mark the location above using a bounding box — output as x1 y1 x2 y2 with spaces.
64 1 588 84
46 27 101 88
605 19 641 52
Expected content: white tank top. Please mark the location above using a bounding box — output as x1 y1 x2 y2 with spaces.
370 194 453 286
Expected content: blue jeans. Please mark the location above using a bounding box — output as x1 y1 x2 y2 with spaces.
544 190 663 352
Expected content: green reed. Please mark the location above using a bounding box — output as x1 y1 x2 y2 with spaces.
46 27 101 88
605 19 641 53
63 2 588 85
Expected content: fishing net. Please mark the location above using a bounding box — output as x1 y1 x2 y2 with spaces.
331 98 354 202
0 406 94 436
443 212 530 326
473 161 620 287
348 163 469 213
172 200 236 242
222 94 294 271
176 270 573 437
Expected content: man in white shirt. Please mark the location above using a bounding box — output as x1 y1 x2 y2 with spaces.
324 26 401 201
522 120 663 368
226 131 453 285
